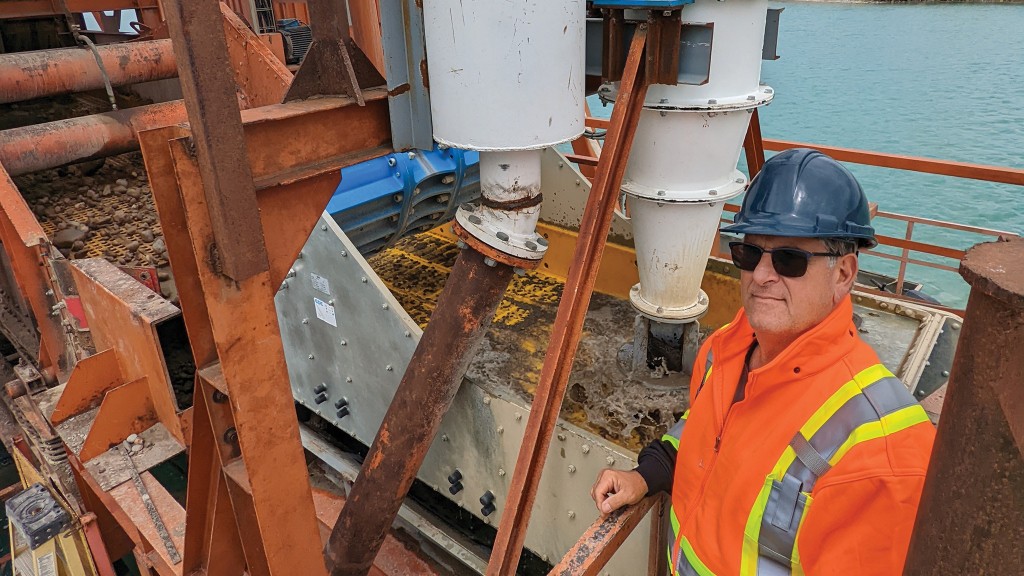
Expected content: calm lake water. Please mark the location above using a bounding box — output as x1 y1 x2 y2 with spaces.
590 1 1024 306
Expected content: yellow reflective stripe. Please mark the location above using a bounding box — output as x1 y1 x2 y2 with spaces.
670 506 681 535
661 410 690 449
739 364 894 573
680 536 717 576
790 493 814 576
829 404 930 465
740 476 774 575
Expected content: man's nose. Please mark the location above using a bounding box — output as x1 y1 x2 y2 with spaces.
751 251 779 284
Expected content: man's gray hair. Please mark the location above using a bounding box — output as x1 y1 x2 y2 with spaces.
823 238 859 268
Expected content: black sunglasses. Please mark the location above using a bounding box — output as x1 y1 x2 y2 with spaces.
729 242 842 278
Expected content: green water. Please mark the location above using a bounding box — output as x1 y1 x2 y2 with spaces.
589 1 1024 306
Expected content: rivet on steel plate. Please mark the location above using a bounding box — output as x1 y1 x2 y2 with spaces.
606 457 615 466
340 340 347 346
361 276 368 283
382 303 389 310
212 390 228 404
328 299 335 306
302 318 309 324
441 434 449 442
341 250 347 257
568 465 576 474
942 370 950 377
575 179 581 186
498 468 506 477
952 323 961 330
558 162 564 168
321 225 327 231
308 354 315 360
582 445 590 454
515 413 522 421
568 510 576 519
408 151 416 159
386 365 393 372
557 433 566 441
346 376 352 382
404 330 412 337
497 426 504 434
44 289 53 297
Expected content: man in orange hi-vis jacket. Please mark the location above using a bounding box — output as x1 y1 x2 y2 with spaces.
592 148 935 575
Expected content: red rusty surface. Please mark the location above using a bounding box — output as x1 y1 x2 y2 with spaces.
326 248 515 576
904 238 1024 575
221 4 293 109
0 100 187 177
487 26 651 575
0 39 177 105
550 496 658 576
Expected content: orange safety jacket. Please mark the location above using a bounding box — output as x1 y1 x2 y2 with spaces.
662 296 935 575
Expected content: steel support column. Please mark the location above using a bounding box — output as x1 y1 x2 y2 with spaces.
904 238 1024 575
0 39 177 104
325 248 516 576
486 26 651 575
162 0 267 281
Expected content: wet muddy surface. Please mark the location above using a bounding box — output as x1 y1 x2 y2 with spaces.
370 232 692 453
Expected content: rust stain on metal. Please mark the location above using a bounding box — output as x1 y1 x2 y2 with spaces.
326 248 515 575
388 83 411 97
420 58 429 91
480 192 544 211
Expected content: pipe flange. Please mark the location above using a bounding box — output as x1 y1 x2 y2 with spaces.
454 204 548 263
622 169 747 203
630 286 709 323
452 220 545 270
599 83 775 112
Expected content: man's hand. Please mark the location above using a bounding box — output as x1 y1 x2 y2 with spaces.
591 468 648 516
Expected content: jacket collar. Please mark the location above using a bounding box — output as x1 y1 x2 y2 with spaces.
717 295 858 387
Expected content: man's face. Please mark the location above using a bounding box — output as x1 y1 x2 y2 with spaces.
740 235 857 341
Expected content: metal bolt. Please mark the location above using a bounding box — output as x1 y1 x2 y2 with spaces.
952 323 961 330
468 215 483 225
514 268 526 277
340 340 347 346
558 162 564 168
442 175 455 184
606 457 615 466
575 179 581 186
386 365 393 372
408 151 416 159
302 318 309 324
483 397 491 405
297 251 303 259
736 177 745 184
557 433 566 441
44 289 54 297
308 354 315 360
537 237 548 247
404 330 412 337
497 426 504 434
388 157 397 167
346 376 352 382
709 190 718 196
456 240 468 250
525 241 538 251
657 190 666 196
328 299 335 306
321 224 327 231
441 434 449 442
568 465 576 474
568 510 576 519
747 95 756 101
942 370 950 377
515 413 522 421
708 99 717 105
582 445 590 454
382 303 389 310
340 250 347 257
496 231 510 242
483 257 497 267
361 276 368 283
212 390 228 404
498 468 506 477
223 427 238 444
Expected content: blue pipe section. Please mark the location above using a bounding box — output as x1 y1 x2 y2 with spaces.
327 144 480 255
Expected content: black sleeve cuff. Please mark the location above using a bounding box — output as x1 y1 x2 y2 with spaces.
634 439 677 496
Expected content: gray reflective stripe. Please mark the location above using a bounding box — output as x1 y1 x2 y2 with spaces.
756 374 917 572
695 349 714 398
665 416 686 442
789 433 831 477
675 548 702 576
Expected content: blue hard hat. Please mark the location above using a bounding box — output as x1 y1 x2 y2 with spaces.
723 148 877 248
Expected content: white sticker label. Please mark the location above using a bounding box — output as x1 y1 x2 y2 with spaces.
311 272 330 295
314 297 337 327
37 552 57 576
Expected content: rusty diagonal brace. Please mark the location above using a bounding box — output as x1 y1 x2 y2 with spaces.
486 24 652 575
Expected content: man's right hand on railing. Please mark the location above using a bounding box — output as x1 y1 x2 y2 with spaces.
591 468 648 516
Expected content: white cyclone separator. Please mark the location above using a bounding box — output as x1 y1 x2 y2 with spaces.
617 0 773 322
422 0 587 151
455 150 549 261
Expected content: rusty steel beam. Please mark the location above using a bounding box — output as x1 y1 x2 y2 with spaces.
743 108 766 178
550 496 659 576
487 26 651 576
0 39 177 105
904 238 1024 575
0 100 186 176
0 0 159 19
325 248 516 576
163 0 267 282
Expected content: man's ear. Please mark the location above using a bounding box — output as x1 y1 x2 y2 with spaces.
834 253 859 302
